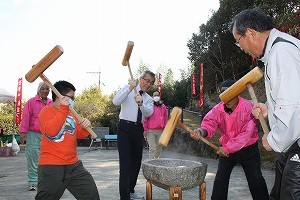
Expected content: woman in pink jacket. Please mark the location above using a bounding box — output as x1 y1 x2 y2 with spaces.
19 82 52 191
191 79 269 200
143 91 168 159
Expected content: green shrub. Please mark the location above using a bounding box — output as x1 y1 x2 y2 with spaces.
0 115 18 135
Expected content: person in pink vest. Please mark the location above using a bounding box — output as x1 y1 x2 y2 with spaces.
143 91 168 159
19 82 52 191
190 79 269 200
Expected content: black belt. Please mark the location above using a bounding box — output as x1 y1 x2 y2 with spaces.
119 119 142 125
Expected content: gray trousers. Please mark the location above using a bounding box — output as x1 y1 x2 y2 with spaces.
25 131 42 186
146 129 162 159
35 160 100 200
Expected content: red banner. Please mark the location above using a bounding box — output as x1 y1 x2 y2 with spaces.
191 74 196 95
15 78 23 126
158 73 162 99
198 63 204 107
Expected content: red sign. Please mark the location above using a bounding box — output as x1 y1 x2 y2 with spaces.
191 74 196 95
198 63 204 107
15 78 23 126
158 73 162 99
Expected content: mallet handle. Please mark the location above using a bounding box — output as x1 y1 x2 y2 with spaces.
247 83 270 135
39 74 97 139
177 121 220 152
127 61 138 94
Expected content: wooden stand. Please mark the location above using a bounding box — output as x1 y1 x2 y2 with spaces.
200 182 206 200
169 187 182 200
145 181 206 200
146 181 152 200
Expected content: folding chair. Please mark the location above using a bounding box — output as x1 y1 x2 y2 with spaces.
89 127 109 150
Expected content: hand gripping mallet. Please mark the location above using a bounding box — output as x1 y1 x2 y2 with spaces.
219 66 270 135
25 45 97 138
122 41 138 95
159 107 220 151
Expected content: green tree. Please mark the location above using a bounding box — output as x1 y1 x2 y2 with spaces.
99 93 120 134
134 59 150 78
163 69 174 86
256 0 300 38
172 69 192 108
0 102 18 134
75 86 109 127
188 0 256 94
158 68 175 106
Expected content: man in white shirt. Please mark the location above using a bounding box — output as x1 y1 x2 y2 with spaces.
113 70 155 200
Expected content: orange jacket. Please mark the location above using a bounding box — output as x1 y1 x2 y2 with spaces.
38 105 89 165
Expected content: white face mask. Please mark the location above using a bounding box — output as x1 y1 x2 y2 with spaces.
153 96 160 102
69 99 75 108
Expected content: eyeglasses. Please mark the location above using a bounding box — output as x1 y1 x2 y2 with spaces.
235 35 243 47
142 77 155 85
65 95 75 101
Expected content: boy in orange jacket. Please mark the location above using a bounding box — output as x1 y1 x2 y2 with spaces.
36 80 100 200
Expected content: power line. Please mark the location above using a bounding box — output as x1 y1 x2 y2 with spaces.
86 68 103 88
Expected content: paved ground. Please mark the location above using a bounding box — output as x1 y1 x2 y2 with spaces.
0 146 275 200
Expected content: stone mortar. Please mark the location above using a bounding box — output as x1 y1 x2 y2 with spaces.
142 158 207 190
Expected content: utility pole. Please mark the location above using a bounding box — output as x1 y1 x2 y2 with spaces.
86 68 101 88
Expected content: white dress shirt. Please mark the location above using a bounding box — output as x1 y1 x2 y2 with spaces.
113 85 154 123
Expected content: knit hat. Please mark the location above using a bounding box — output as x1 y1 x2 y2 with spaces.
37 82 48 94
221 79 235 88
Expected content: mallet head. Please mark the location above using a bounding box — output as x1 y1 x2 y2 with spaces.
122 41 134 66
219 66 263 104
159 107 182 147
25 45 64 83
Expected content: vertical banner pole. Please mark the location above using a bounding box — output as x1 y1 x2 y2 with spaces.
158 73 162 99
14 77 23 133
198 63 204 107
191 74 196 95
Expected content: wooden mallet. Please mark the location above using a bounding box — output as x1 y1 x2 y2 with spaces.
219 66 270 135
159 107 219 151
122 41 138 95
25 45 97 138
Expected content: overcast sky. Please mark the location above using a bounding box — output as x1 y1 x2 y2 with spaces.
0 0 219 100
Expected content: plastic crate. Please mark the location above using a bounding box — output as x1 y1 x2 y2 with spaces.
0 147 12 157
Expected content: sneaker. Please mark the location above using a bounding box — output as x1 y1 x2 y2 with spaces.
130 192 144 200
29 185 37 191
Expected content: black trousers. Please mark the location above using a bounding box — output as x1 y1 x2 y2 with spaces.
211 142 269 200
270 139 300 200
117 120 144 200
35 160 100 200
